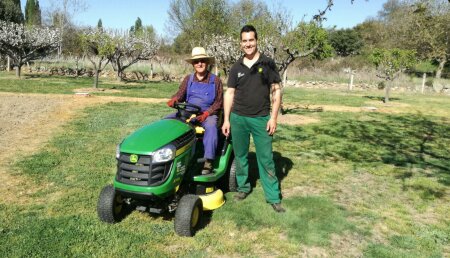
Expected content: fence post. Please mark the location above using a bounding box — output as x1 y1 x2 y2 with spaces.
150 63 153 79
421 73 426 94
349 73 354 91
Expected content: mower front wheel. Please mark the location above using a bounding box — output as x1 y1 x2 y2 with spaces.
97 185 127 223
174 195 203 237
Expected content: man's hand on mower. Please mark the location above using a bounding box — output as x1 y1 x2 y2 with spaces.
167 98 177 107
196 111 209 123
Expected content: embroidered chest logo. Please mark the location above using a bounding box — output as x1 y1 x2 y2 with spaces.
258 67 263 73
237 72 245 78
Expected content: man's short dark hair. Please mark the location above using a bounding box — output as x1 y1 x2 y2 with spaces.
240 25 258 40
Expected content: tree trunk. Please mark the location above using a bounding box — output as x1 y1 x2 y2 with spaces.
75 57 79 77
16 66 22 78
116 70 123 81
384 82 391 103
7 56 10 72
94 70 99 88
15 60 23 78
435 57 446 79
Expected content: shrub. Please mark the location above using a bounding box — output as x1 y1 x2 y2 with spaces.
414 61 436 74
425 78 433 87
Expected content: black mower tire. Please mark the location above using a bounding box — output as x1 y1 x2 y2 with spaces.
97 185 126 223
174 195 203 237
228 158 238 192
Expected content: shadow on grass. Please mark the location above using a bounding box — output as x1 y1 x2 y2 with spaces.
109 85 148 90
363 95 401 102
217 194 355 246
247 151 293 188
25 74 89 80
121 78 169 84
305 112 449 198
282 105 324 115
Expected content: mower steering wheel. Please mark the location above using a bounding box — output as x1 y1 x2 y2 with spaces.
173 102 202 120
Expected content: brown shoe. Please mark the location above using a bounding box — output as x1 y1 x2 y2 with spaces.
201 160 213 175
234 192 248 201
271 203 286 213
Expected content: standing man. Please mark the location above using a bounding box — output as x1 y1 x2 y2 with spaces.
222 25 285 213
167 47 223 175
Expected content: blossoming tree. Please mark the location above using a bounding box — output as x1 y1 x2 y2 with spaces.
107 31 160 81
0 21 59 78
80 28 115 88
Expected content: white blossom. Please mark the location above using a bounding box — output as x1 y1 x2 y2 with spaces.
0 21 59 76
108 30 160 79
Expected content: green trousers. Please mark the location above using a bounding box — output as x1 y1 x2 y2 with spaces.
230 112 281 204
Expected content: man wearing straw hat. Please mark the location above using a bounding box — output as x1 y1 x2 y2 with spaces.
167 47 223 175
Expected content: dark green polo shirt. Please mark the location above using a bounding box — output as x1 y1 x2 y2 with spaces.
227 53 281 117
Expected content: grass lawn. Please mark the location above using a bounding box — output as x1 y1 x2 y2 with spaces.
0 72 449 257
0 72 179 98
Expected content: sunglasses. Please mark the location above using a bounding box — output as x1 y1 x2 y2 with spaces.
193 59 208 64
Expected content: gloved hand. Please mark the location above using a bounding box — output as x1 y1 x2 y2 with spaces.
196 111 209 123
167 98 177 107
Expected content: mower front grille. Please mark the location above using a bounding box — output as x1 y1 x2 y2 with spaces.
116 153 172 186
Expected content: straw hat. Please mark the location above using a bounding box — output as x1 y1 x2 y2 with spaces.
185 47 215 64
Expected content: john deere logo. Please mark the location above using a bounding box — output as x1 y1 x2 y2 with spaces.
129 154 138 163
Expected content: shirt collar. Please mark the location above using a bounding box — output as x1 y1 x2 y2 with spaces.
239 53 264 66
193 71 210 82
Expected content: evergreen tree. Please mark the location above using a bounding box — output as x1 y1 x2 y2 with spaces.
25 0 41 26
132 17 143 36
25 0 34 25
135 17 143 32
329 28 363 56
97 19 103 29
0 0 24 23
35 0 41 26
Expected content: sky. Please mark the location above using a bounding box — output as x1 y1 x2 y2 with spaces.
22 0 386 36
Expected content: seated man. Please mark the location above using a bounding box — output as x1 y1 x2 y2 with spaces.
167 47 223 175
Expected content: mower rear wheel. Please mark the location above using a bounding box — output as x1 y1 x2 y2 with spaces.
97 185 127 223
174 195 203 237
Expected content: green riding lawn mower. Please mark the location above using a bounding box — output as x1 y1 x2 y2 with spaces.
97 103 237 236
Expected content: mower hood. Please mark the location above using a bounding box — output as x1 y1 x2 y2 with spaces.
120 119 191 154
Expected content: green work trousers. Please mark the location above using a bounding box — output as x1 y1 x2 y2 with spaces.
230 112 281 204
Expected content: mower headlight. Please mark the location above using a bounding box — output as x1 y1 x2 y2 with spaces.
153 144 176 163
116 144 121 159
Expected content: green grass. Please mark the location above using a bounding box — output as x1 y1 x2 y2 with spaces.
0 72 178 98
1 72 449 256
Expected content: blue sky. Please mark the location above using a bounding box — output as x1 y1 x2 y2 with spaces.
23 0 385 36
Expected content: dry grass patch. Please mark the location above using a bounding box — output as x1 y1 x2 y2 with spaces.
282 185 325 198
330 231 367 257
73 87 122 94
278 114 320 125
